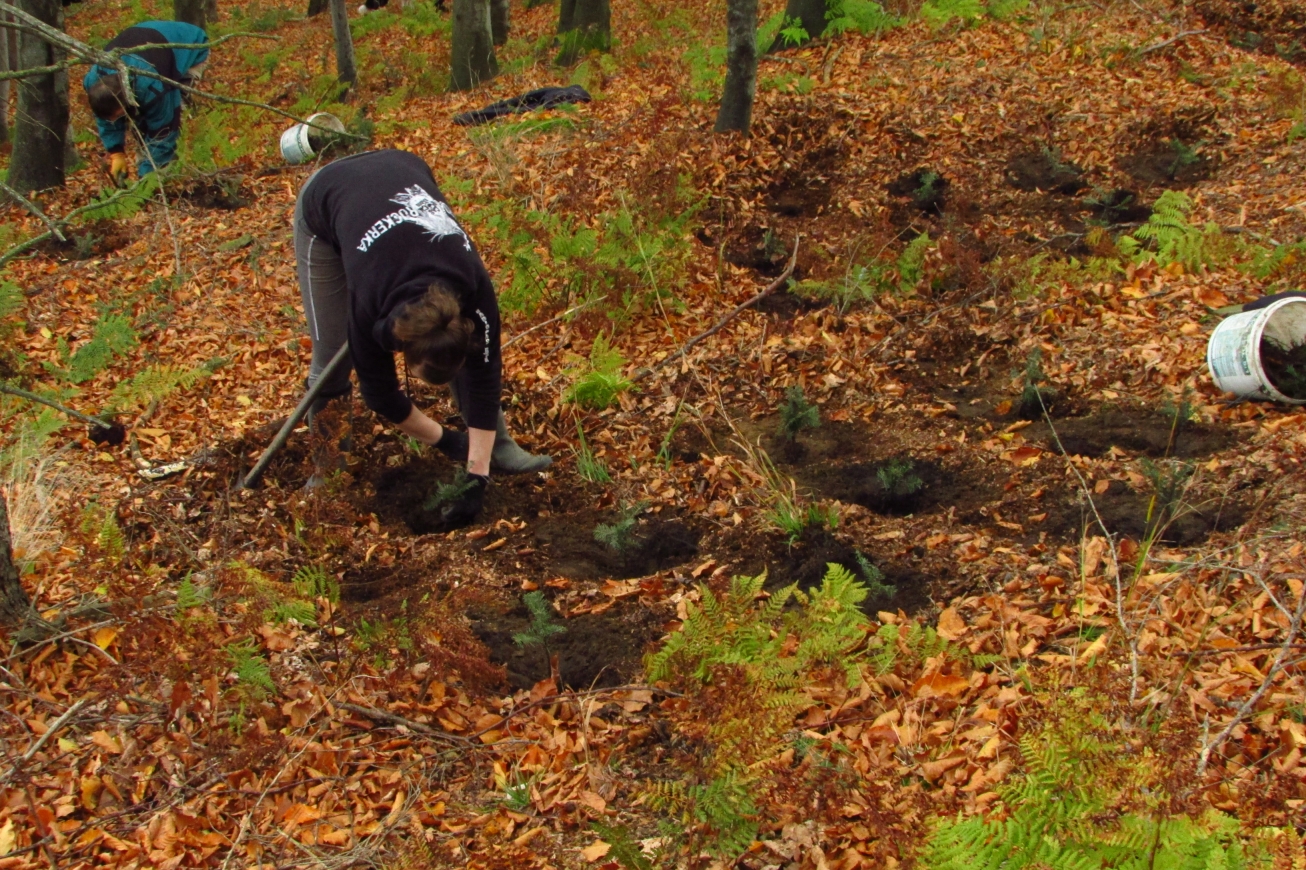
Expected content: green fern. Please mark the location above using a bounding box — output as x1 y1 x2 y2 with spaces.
826 0 900 35
48 314 138 385
921 0 984 29
589 822 654 870
647 772 759 859
80 505 125 561
226 639 274 698
78 173 160 222
174 573 211 613
106 363 213 412
291 564 339 605
268 600 317 626
564 333 633 410
0 281 24 319
1119 191 1224 271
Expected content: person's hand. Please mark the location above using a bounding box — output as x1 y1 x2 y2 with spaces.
440 472 488 528
434 426 468 462
108 153 129 187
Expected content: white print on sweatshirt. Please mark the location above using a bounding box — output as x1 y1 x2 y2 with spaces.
356 186 471 253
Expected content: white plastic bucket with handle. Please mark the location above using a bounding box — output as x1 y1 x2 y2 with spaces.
279 112 346 165
1206 296 1306 404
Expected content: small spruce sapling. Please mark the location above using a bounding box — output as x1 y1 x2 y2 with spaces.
513 591 566 675
594 502 646 553
423 468 476 512
777 385 820 442
854 550 897 599
1017 347 1058 418
875 458 923 497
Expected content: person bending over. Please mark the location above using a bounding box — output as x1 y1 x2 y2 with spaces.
83 20 209 182
294 149 551 524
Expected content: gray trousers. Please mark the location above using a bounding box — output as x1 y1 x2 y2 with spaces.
293 177 475 414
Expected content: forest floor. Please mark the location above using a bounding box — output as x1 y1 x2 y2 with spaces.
2 0 1306 867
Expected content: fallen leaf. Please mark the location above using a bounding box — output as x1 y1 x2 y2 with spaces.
581 840 611 862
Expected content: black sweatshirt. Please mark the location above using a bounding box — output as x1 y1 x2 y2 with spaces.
300 150 501 430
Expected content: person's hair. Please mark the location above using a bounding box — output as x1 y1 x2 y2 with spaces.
392 283 474 386
86 74 130 120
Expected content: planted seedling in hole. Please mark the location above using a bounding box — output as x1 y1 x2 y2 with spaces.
513 590 566 676
1140 458 1195 536
777 385 820 442
876 458 923 498
423 468 475 513
594 501 647 553
855 551 897 600
1017 348 1058 418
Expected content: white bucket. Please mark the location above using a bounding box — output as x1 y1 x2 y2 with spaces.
278 112 346 165
1206 297 1306 404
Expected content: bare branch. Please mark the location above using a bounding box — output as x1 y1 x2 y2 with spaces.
0 181 65 241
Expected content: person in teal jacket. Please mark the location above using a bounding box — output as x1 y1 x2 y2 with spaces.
82 21 209 181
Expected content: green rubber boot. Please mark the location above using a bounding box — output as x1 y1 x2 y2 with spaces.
491 410 552 474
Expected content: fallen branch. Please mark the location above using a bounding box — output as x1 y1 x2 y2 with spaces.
503 295 606 350
1137 28 1206 56
0 181 64 241
335 701 473 745
632 233 799 383
0 383 114 430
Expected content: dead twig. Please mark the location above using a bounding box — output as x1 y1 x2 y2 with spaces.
632 233 799 383
503 295 606 350
1 698 87 785
1197 574 1306 775
1136 28 1206 56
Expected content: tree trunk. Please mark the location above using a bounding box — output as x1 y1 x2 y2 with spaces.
715 0 757 134
8 0 68 194
205 0 217 22
769 0 826 50
174 0 208 28
329 0 357 86
489 0 508 46
449 0 496 92
0 10 12 147
0 491 33 629
307 0 327 15
555 0 608 65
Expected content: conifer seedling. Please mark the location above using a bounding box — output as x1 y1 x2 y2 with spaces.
777 385 820 442
593 501 646 553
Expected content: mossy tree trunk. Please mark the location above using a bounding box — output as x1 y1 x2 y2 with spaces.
0 492 34 630
489 0 508 45
329 0 357 86
769 0 827 50
715 0 757 134
8 0 68 194
556 0 608 65
449 0 496 91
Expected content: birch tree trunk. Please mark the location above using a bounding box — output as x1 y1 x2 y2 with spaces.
715 0 758 134
329 0 357 86
8 0 67 194
449 0 496 92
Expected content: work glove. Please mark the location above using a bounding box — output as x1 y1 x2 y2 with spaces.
434 426 469 462
108 153 129 187
440 472 488 528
